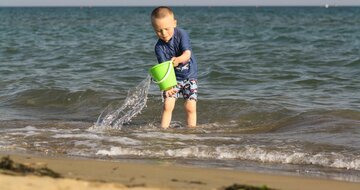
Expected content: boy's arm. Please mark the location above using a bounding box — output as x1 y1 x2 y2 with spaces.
171 50 191 67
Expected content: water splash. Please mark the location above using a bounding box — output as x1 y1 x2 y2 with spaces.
90 75 151 131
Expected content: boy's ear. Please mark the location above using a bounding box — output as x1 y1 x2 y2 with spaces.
174 19 177 27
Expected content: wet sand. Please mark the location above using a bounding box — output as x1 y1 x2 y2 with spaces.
1 153 359 190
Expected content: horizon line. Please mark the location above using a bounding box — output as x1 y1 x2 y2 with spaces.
1 5 360 7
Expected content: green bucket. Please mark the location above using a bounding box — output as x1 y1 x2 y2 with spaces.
149 61 177 91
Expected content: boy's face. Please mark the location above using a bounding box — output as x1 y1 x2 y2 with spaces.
152 14 177 43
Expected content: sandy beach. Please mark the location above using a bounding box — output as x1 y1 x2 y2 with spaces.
0 153 359 190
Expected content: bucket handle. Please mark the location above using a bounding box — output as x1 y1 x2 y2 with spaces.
153 61 173 84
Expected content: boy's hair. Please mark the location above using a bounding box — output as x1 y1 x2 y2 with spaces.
151 6 174 20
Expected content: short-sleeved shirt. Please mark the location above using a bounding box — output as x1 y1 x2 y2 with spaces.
155 28 198 81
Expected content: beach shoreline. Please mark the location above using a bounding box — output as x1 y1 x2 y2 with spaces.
1 152 359 190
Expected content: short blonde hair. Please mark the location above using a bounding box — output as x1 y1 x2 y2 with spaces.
151 6 174 21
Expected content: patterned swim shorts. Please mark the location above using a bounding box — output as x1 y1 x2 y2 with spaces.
162 79 198 101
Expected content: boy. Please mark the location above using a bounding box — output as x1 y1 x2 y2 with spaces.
151 6 198 129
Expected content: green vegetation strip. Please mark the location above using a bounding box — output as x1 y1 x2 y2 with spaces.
223 183 277 190
0 156 61 178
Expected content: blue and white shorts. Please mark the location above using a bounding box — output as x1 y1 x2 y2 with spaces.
162 79 198 101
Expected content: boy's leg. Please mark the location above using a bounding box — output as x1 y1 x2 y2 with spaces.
184 100 197 128
161 97 176 129
183 79 198 128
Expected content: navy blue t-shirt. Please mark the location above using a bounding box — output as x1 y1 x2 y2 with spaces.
155 28 198 81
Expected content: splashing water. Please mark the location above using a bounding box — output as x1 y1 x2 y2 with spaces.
90 75 151 131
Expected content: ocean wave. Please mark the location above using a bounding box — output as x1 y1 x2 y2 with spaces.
345 58 360 67
53 134 142 145
8 88 109 108
270 35 302 44
96 145 360 170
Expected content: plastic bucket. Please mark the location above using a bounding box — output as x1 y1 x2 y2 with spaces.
149 61 177 91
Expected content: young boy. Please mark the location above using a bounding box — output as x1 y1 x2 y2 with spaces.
151 6 198 129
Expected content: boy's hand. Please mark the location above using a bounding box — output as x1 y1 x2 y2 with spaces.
165 88 177 97
171 57 179 67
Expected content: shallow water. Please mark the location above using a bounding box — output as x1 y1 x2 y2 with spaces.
0 7 359 182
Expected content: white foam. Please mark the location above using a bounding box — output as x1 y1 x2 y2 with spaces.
106 137 142 145
96 147 147 156
33 141 48 147
52 133 102 139
52 133 142 145
165 146 212 158
74 140 99 148
328 153 360 170
23 125 38 130
225 146 360 170
136 132 198 140
136 132 241 141
7 126 73 134
95 145 360 170
0 143 17 150
7 125 38 131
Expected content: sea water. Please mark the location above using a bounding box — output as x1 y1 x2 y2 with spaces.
0 7 359 182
